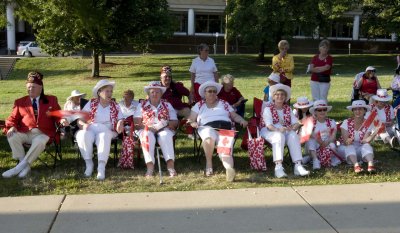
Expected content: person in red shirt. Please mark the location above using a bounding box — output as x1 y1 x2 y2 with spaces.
218 74 246 117
309 39 333 101
356 66 381 104
2 72 68 178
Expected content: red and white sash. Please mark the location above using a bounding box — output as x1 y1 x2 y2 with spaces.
89 98 119 130
260 103 291 128
141 99 170 125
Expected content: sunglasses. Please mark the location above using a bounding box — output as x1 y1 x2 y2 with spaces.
316 108 327 112
206 90 217 93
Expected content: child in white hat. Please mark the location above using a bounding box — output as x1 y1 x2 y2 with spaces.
367 89 398 148
263 72 280 102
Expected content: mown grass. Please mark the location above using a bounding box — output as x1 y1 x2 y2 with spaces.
0 54 399 197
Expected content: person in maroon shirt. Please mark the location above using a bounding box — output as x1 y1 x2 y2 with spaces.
218 74 246 117
309 39 333 101
159 65 191 118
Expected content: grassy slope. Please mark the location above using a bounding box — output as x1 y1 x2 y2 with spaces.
0 54 399 197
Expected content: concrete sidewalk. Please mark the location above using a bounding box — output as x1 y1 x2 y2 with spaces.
1 182 399 233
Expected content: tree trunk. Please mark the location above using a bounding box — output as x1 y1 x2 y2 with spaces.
258 42 265 61
92 50 100 78
101 53 106 64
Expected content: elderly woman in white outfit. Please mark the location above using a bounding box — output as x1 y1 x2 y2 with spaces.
76 80 124 180
188 81 248 182
339 100 376 173
134 81 178 177
260 84 310 178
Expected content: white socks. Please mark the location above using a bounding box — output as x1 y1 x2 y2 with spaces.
84 159 94 177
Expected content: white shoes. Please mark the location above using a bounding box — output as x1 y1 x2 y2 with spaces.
390 136 399 148
18 166 31 178
84 159 94 177
312 159 321 170
274 166 287 178
226 167 236 182
294 164 310 176
96 168 106 180
2 161 28 178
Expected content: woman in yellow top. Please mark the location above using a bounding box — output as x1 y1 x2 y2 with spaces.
272 40 294 87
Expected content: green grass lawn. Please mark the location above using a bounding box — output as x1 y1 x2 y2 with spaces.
1 54 400 197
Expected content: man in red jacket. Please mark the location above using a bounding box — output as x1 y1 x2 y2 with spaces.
2 71 68 178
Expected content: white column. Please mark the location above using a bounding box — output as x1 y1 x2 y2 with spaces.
6 2 16 53
313 27 319 39
391 33 397 41
188 8 195 36
352 15 360 40
18 20 25 33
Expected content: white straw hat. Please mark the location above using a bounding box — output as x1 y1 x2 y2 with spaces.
143 81 167 94
92 79 115 97
293 96 313 109
268 72 281 83
309 99 332 115
269 83 291 102
198 81 222 99
371 89 391 102
67 90 86 101
346 100 371 111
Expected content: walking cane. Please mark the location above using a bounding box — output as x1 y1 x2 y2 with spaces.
156 147 163 185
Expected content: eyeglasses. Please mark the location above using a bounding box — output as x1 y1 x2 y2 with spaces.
316 109 327 112
206 90 217 93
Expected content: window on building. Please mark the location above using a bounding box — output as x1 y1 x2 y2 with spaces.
195 14 224 33
330 18 353 38
173 13 188 33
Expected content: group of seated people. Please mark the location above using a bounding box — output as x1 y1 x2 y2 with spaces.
2 61 399 182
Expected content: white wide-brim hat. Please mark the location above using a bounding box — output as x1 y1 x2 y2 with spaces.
268 72 280 83
144 81 167 94
293 96 313 109
346 100 371 111
92 79 115 97
198 81 223 99
309 99 332 114
269 83 291 102
67 90 86 101
365 66 376 72
372 89 391 102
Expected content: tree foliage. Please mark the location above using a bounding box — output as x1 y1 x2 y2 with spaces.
15 0 175 77
226 0 356 59
362 0 400 39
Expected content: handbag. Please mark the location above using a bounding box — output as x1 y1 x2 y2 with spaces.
247 126 267 171
118 128 135 169
316 73 331 83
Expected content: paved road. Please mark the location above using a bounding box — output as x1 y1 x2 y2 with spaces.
1 182 399 233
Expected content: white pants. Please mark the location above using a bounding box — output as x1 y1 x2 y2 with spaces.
310 80 330 101
260 128 302 163
7 128 50 164
137 128 175 164
197 126 234 169
76 123 117 161
307 138 336 151
378 125 396 142
338 142 374 163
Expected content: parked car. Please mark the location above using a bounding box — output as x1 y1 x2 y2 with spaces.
16 41 47 57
